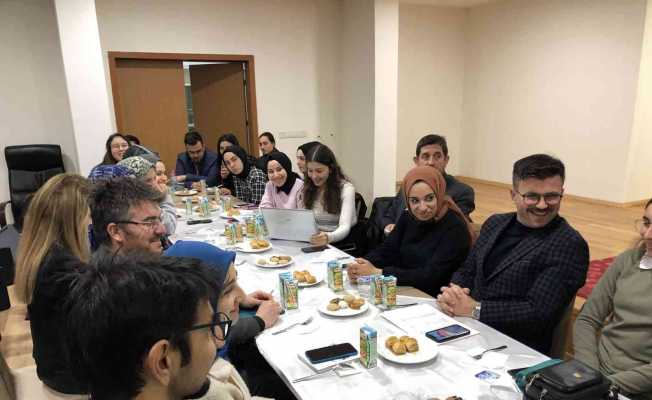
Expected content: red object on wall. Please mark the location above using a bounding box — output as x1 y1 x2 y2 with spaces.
577 257 615 299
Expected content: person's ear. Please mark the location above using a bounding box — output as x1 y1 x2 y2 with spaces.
143 340 176 387
510 189 517 202
107 223 125 245
413 156 419 165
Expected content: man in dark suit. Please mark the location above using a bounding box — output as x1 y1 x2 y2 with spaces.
437 154 589 355
381 134 475 234
174 131 219 188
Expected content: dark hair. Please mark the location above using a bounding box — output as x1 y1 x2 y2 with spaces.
124 135 140 145
512 154 565 187
302 144 348 214
416 134 448 157
297 141 321 156
646 199 652 209
217 133 240 154
90 177 164 246
102 133 129 165
184 131 204 146
64 251 221 399
259 132 275 145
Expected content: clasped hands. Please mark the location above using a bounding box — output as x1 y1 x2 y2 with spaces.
241 290 281 329
436 284 477 318
346 258 382 281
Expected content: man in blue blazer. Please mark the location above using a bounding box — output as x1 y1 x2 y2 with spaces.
438 154 589 355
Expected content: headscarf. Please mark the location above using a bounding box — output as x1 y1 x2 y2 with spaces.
123 144 160 165
266 152 299 195
297 141 321 159
118 156 154 179
88 164 132 184
164 240 234 288
222 145 251 179
402 166 474 241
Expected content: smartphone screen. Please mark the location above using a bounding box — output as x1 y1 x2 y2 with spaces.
425 324 471 343
305 343 357 364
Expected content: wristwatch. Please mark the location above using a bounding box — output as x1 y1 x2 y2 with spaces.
471 302 481 320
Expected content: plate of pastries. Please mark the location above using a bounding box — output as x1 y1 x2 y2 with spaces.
318 294 368 317
255 255 293 268
237 239 272 253
378 334 439 364
174 189 198 196
291 269 323 287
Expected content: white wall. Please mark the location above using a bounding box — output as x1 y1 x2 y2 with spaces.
397 4 467 181
0 0 78 203
460 0 646 202
95 0 341 167
625 0 652 202
338 0 376 203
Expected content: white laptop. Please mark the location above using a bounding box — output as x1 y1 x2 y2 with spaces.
260 208 318 242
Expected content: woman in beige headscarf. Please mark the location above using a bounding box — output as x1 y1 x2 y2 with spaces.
348 166 474 296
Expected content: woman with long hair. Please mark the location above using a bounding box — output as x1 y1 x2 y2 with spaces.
302 144 356 245
573 198 652 400
101 133 129 165
15 173 91 395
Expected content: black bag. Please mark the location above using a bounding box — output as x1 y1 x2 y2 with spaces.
524 359 619 400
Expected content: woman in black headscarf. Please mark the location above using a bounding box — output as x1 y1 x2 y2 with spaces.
259 152 304 209
221 145 267 205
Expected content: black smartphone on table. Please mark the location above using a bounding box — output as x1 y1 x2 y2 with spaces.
425 324 471 343
187 219 213 225
301 245 328 253
305 343 357 364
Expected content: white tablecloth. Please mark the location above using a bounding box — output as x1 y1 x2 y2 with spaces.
173 211 627 400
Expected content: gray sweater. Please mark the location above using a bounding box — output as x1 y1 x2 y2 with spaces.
574 247 652 399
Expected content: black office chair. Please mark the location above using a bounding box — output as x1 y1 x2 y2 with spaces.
333 192 368 257
2 144 65 231
363 196 395 251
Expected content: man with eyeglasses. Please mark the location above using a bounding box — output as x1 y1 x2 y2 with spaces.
437 154 589 355
381 134 475 235
63 251 256 400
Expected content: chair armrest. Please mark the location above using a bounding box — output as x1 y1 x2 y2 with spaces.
0 201 10 229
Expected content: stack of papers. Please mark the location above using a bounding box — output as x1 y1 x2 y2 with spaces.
380 304 478 343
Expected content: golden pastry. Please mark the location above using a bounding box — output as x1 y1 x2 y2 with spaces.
391 342 407 355
343 294 355 304
399 335 410 343
279 255 292 262
349 298 364 310
306 275 317 284
405 338 419 353
385 336 399 349
329 298 341 304
326 303 340 311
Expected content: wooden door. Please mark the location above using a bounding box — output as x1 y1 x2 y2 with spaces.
189 63 251 154
112 59 187 171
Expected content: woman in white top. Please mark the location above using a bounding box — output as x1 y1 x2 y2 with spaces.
302 144 356 245
259 152 304 209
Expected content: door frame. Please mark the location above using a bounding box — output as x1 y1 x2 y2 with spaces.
108 51 259 155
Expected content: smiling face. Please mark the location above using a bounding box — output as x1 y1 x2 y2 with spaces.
267 160 287 188
259 136 274 155
223 152 244 175
307 161 329 187
407 181 438 221
296 149 307 174
110 137 129 162
511 176 564 228
111 202 166 253
155 161 168 186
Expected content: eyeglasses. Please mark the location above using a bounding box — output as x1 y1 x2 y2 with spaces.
635 219 651 232
114 217 164 230
515 191 563 206
188 312 232 341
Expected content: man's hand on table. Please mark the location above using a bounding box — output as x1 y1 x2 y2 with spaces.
219 187 232 196
175 175 186 183
437 284 475 317
347 258 382 281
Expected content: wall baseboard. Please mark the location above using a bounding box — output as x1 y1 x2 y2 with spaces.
455 176 648 208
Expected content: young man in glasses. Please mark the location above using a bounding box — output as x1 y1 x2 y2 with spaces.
63 251 255 400
437 154 589 356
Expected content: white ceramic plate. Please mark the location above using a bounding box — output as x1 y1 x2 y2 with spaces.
291 268 324 287
254 255 294 268
318 301 369 317
229 241 272 253
175 189 198 196
377 335 438 365
220 211 244 220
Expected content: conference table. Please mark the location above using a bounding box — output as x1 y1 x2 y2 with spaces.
171 207 623 400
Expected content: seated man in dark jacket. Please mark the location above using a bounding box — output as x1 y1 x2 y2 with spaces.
381 134 474 235
437 154 589 355
174 131 218 188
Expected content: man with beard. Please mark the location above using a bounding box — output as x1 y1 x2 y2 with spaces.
437 154 589 355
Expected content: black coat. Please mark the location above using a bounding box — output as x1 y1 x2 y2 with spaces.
365 209 471 296
452 212 589 355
